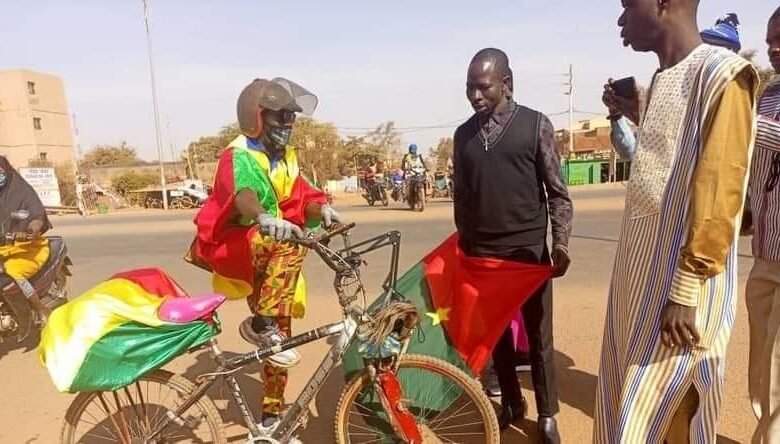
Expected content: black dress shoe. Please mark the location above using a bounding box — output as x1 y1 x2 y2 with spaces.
537 416 561 444
497 396 528 430
484 377 502 397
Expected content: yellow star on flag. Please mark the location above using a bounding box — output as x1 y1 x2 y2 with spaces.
425 307 451 326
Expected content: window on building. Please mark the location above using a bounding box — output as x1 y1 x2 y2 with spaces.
27 81 36 95
39 152 47 161
33 117 42 130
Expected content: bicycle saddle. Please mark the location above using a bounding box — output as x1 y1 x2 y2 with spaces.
158 293 226 323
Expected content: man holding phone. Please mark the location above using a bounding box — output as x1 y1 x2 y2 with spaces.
594 1 757 442
603 13 743 161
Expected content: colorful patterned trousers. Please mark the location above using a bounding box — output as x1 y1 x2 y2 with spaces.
247 233 306 416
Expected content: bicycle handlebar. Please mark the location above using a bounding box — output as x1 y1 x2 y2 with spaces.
288 222 356 249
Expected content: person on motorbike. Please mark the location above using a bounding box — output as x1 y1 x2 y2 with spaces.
401 144 428 197
0 156 52 325
361 158 378 197
191 77 340 429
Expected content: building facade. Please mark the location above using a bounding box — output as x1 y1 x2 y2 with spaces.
0 69 76 169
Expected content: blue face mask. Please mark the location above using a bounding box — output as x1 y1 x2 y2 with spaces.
0 172 7 187
267 126 292 150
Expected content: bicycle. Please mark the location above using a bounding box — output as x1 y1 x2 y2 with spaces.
60 223 500 443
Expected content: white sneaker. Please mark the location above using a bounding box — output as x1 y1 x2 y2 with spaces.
239 317 301 368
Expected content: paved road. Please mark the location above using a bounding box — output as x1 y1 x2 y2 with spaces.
0 185 755 443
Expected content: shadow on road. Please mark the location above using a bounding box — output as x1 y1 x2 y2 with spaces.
0 328 40 360
555 350 598 418
181 349 264 430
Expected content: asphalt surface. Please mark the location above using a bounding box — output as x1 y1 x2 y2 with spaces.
0 184 756 443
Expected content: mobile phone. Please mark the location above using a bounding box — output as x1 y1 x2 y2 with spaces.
611 77 637 99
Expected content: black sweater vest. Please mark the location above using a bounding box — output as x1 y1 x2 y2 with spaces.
454 105 548 248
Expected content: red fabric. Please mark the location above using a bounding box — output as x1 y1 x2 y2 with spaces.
422 233 552 374
192 149 256 282
279 176 328 227
111 268 188 299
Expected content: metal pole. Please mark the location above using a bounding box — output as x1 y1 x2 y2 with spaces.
72 113 82 169
142 0 168 209
166 120 178 178
568 64 574 158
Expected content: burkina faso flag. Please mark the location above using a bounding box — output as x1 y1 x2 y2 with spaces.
343 233 552 410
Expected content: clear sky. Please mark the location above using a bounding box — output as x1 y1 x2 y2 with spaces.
0 0 775 161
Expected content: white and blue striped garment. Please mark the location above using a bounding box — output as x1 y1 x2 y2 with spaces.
750 79 780 262
594 46 757 444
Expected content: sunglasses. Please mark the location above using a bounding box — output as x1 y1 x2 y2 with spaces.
265 109 297 126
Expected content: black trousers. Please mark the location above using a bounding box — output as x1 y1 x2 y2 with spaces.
463 239 559 417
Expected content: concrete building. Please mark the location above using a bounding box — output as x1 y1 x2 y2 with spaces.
0 69 76 169
555 117 637 156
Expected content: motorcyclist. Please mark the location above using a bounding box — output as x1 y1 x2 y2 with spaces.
390 168 405 201
401 144 427 174
401 144 428 198
190 77 340 429
0 156 52 325
361 158 378 197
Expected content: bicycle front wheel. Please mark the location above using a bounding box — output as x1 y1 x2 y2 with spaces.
335 354 500 444
61 369 227 444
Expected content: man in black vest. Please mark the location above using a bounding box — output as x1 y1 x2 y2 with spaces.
453 48 573 442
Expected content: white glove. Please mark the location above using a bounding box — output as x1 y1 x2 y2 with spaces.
321 205 341 228
257 214 303 241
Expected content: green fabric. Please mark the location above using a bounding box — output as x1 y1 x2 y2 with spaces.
69 319 218 393
231 148 279 225
343 262 470 413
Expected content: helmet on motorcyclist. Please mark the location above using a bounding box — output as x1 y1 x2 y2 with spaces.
236 77 318 158
408 144 418 156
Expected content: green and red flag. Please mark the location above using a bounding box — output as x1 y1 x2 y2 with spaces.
344 232 553 377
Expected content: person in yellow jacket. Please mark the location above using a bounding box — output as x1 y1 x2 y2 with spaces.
0 156 52 325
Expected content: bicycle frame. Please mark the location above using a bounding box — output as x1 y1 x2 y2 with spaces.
146 229 404 443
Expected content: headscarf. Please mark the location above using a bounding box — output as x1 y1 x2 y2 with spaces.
0 156 51 234
700 13 741 52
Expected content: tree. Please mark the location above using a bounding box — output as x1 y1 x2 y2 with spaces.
111 171 159 195
429 137 454 171
290 117 343 181
186 123 241 165
81 141 141 168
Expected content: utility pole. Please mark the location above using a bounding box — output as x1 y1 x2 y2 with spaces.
166 121 178 178
564 64 575 158
72 113 82 170
142 0 168 209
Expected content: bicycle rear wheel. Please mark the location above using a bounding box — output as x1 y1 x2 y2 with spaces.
61 369 226 444
335 354 500 443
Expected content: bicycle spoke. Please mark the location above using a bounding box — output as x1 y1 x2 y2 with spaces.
428 404 473 428
97 392 129 444
427 399 476 429
112 390 132 440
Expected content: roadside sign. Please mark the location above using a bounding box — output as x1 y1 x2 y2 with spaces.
19 167 62 207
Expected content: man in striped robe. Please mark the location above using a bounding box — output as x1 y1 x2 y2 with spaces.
594 1 759 443
746 7 780 443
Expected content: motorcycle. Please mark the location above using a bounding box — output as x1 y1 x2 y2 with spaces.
405 167 427 212
362 173 389 207
431 171 453 199
0 210 72 343
390 174 405 202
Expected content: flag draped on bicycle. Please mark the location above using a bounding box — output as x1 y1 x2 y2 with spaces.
39 268 221 393
344 233 552 408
